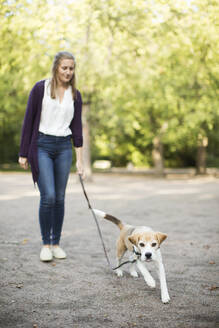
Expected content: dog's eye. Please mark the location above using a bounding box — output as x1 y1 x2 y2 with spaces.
139 242 145 247
151 242 157 247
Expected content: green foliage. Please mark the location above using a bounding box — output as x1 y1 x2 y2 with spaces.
0 0 218 167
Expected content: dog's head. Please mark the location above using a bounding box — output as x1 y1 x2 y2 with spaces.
128 231 167 262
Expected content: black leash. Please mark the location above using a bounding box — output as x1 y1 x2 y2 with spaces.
78 174 139 271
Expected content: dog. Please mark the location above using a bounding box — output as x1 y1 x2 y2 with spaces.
93 209 170 304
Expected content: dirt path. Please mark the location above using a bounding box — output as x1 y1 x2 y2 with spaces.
0 173 218 328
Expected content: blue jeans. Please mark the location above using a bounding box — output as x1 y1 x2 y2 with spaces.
37 133 72 245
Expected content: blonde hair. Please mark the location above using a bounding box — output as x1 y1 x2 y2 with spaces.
50 51 77 99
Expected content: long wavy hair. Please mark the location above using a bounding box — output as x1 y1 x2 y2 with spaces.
50 51 77 100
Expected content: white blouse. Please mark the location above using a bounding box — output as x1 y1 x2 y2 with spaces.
39 79 74 136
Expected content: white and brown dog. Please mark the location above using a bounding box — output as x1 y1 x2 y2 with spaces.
93 209 170 304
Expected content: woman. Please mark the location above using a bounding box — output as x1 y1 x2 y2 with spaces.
18 51 84 262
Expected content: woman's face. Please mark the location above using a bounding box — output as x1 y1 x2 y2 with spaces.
57 58 75 85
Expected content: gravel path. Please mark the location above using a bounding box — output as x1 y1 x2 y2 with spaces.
0 173 218 328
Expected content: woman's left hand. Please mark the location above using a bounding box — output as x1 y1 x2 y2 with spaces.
76 160 85 179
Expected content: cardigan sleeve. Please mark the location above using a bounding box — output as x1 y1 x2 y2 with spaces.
70 90 83 147
19 83 39 157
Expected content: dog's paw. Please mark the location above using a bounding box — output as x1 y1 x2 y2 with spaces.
130 270 138 278
145 278 156 288
116 269 123 277
162 294 170 304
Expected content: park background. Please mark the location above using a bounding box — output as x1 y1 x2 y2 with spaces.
0 2 219 327
0 0 218 177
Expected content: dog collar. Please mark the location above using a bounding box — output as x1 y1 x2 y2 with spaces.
133 247 141 257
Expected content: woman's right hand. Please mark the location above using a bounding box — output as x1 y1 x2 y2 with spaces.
18 157 29 170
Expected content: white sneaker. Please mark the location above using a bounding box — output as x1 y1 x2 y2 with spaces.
52 246 67 259
40 246 53 262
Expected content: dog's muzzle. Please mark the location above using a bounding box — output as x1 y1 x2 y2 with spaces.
145 252 152 259
145 252 152 262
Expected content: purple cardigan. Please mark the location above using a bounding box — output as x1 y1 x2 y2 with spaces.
19 80 83 183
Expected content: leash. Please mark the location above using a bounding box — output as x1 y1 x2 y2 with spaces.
78 174 140 271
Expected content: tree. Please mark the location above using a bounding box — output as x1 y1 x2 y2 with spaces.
0 0 218 175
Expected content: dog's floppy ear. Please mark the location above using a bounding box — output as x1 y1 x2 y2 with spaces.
128 234 140 246
155 232 167 245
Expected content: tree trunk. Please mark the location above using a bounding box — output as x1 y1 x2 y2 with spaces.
82 103 92 181
196 136 208 174
152 136 164 176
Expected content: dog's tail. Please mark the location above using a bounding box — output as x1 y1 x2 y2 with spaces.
93 209 124 230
